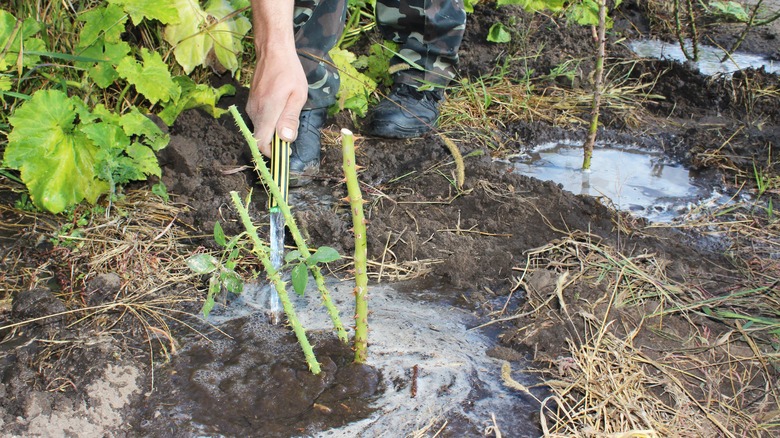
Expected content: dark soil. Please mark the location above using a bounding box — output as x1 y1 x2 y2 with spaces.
1 1 779 436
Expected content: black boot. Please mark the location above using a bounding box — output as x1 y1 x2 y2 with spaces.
364 84 444 139
290 108 327 187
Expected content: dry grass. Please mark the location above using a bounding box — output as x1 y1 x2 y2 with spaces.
511 229 779 437
0 188 204 358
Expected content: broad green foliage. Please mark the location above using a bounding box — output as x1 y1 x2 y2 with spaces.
708 1 750 22
4 89 168 213
2 2 240 213
116 48 181 104
106 0 180 25
496 0 621 27
330 48 377 117
158 76 236 125
5 90 109 213
0 9 46 71
164 0 251 74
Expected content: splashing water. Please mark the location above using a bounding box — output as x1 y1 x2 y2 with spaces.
268 210 285 324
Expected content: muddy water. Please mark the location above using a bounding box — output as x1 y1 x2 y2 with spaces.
628 39 780 76
514 141 725 222
139 281 540 437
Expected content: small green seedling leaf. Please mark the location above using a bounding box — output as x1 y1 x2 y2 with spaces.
187 253 219 274
291 263 309 296
220 269 243 294
308 246 341 265
487 23 511 43
152 182 169 202
214 221 226 246
285 250 302 263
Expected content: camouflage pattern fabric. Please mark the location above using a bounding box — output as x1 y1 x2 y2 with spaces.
293 0 466 107
294 0 347 109
376 0 466 87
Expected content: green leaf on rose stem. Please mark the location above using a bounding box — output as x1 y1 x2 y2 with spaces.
308 246 341 265
187 253 220 274
163 0 251 75
214 221 226 246
116 48 181 105
220 269 243 295
107 0 180 25
291 263 309 296
4 89 109 213
202 294 216 317
487 23 511 43
285 250 302 263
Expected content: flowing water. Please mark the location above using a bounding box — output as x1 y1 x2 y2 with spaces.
143 282 540 437
268 210 285 324
628 39 780 76
513 141 726 223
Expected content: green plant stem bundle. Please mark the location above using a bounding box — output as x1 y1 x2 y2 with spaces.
227 105 348 343
230 191 321 374
341 128 369 364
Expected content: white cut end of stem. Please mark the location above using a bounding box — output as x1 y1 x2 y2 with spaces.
341 128 353 136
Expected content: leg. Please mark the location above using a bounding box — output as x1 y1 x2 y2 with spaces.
289 0 347 185
375 0 466 87
294 0 348 109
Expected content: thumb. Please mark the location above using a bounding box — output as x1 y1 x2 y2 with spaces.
276 112 300 143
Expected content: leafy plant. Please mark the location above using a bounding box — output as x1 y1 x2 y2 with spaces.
186 222 245 317
284 246 341 296
1 1 246 213
488 22 512 43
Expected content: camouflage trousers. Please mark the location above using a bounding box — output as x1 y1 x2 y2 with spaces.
294 0 466 109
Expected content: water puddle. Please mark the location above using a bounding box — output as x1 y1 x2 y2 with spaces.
513 141 724 222
140 281 539 437
628 39 779 76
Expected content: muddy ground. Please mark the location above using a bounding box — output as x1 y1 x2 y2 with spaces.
1 1 779 437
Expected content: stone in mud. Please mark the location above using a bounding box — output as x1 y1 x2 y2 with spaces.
85 273 122 306
11 288 66 324
317 363 380 403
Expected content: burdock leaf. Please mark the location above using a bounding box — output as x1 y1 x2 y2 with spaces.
164 0 251 75
107 0 179 25
187 253 219 274
78 3 127 46
4 89 108 213
308 246 341 265
291 263 309 296
116 48 180 104
204 0 252 73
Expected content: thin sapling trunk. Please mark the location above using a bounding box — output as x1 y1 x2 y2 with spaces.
582 0 607 170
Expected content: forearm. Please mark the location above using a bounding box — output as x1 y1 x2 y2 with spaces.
251 0 295 53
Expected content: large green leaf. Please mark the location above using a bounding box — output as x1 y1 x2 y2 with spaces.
157 75 235 125
0 11 45 70
497 0 565 12
119 107 169 151
330 48 377 117
107 0 179 25
4 90 108 213
164 0 251 74
204 0 252 73
78 3 127 46
116 48 181 104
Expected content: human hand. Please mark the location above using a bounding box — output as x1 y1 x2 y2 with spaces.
246 48 308 157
